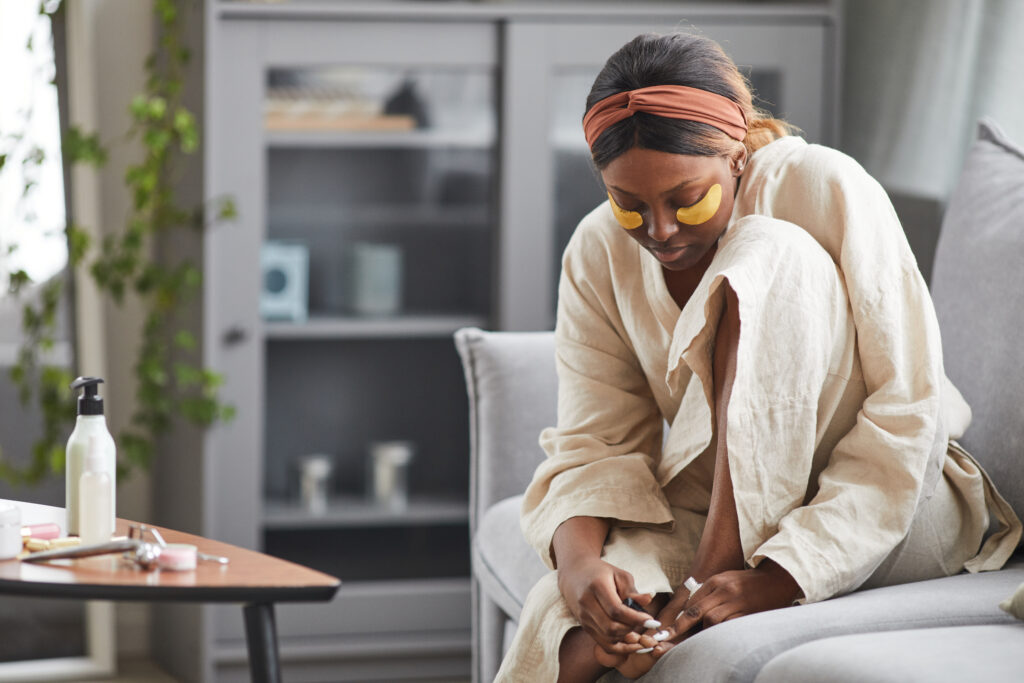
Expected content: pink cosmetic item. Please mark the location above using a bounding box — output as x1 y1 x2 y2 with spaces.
157 543 197 571
21 522 61 541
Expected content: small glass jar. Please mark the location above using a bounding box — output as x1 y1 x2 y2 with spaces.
0 503 23 560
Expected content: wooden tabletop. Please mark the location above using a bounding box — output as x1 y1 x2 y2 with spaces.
0 511 340 604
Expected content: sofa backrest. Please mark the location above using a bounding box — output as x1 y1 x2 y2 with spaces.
930 119 1024 526
454 121 1024 540
454 327 556 535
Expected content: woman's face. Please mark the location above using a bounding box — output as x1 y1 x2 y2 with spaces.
600 147 745 272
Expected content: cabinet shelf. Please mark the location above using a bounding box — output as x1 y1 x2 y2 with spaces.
266 128 492 150
267 203 490 230
263 314 487 340
263 496 469 530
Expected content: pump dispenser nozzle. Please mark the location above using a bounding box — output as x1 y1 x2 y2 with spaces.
70 377 105 416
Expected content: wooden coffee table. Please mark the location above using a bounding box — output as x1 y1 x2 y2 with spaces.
0 500 340 683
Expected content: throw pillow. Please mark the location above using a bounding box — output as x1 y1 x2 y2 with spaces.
930 118 1024 526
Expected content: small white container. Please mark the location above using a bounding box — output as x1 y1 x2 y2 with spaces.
369 441 414 511
299 454 334 514
349 242 403 316
158 543 198 571
0 503 23 560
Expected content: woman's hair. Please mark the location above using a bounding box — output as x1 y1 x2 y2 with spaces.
585 32 793 168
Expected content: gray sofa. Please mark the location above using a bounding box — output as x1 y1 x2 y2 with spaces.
454 119 1024 682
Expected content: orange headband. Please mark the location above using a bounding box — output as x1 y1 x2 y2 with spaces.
582 84 747 148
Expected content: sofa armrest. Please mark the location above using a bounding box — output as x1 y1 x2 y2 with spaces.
454 327 556 539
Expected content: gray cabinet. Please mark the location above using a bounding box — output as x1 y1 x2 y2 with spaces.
163 2 838 681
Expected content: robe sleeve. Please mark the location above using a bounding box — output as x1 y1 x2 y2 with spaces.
521 221 673 569
740 143 948 602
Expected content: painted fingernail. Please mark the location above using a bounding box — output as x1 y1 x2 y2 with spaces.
636 647 654 654
653 630 670 642
643 619 661 629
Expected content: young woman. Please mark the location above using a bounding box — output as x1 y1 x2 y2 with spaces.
496 32 1021 683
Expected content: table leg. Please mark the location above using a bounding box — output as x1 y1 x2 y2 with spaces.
243 602 281 683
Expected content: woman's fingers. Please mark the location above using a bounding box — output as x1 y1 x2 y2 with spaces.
578 595 630 644
703 602 745 626
595 574 653 634
669 599 705 637
599 632 658 654
654 584 695 634
615 572 655 611
612 572 660 628
578 591 649 650
666 581 724 637
667 570 760 632
596 639 650 655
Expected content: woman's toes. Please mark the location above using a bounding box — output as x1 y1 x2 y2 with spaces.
593 644 626 669
614 652 657 679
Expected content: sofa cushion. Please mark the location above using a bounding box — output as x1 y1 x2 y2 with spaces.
754 624 1024 683
931 119 1024 524
473 494 549 619
598 556 1024 683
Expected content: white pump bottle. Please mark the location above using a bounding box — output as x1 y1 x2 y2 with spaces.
66 377 116 536
79 436 114 544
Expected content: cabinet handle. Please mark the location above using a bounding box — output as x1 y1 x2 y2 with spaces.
222 326 248 346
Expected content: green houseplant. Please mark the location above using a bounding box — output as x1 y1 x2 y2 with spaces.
1 0 233 484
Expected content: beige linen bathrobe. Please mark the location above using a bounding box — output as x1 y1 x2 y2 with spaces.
496 136 1021 682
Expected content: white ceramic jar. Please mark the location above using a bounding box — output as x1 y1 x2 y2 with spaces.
0 503 23 560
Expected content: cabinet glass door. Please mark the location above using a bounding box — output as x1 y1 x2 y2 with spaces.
264 66 495 328
502 19 835 330
256 25 496 590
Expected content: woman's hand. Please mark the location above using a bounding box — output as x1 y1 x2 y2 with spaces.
557 555 658 655
653 560 803 649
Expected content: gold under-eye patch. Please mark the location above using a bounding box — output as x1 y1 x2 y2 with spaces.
676 184 722 225
608 193 644 230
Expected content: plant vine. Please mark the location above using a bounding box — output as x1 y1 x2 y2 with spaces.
1 0 235 485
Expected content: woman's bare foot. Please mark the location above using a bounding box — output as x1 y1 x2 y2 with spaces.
593 592 673 679
558 627 611 683
606 645 662 679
